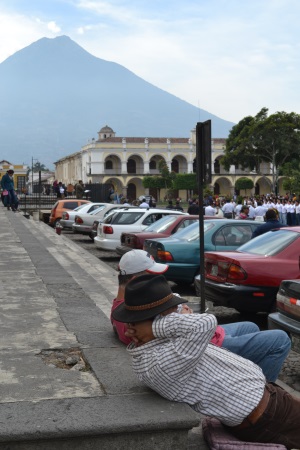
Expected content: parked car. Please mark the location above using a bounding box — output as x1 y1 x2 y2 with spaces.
268 280 300 354
60 202 107 230
73 204 133 240
115 214 197 256
94 208 186 251
200 227 300 313
144 219 260 285
49 199 91 227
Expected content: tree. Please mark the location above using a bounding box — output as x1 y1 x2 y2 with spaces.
235 177 254 195
281 161 300 195
172 173 198 199
222 108 300 193
33 162 48 172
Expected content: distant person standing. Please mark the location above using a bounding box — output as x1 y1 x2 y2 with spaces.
75 180 84 199
187 199 199 215
139 198 149 208
165 200 174 210
222 199 234 219
1 169 19 211
174 200 183 212
251 209 287 239
204 202 215 216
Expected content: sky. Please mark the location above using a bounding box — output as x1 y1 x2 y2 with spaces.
0 0 299 124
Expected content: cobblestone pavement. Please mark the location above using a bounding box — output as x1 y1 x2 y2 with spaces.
61 228 300 392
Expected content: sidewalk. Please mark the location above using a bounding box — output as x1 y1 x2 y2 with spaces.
0 208 203 449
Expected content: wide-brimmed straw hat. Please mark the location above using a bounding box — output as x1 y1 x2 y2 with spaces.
112 274 187 323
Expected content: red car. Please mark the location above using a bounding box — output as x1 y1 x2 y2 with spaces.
201 227 300 313
115 214 199 256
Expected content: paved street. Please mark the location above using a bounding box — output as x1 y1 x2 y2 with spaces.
62 228 300 393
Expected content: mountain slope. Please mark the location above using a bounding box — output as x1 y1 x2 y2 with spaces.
0 36 234 167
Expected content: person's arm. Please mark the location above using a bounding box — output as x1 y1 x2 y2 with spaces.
130 313 217 381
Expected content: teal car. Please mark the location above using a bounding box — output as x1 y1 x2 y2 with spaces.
143 219 261 285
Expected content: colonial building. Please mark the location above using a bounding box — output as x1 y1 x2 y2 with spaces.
54 125 279 201
0 160 28 192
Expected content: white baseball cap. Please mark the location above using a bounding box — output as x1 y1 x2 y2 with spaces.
118 249 168 275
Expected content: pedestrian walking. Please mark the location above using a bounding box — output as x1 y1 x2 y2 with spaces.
1 169 20 211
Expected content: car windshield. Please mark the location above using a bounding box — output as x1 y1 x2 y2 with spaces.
144 215 179 232
238 229 299 256
169 221 215 241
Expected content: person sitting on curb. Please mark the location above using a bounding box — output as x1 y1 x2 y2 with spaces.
112 274 300 448
111 249 290 382
251 208 288 239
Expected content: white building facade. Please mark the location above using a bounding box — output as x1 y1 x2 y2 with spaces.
54 125 280 201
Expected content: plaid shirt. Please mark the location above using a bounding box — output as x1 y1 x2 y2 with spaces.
128 313 266 426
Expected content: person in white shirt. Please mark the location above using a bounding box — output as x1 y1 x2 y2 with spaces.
281 201 287 225
254 201 268 220
204 202 215 216
296 201 300 225
221 200 234 219
139 198 149 208
113 274 300 448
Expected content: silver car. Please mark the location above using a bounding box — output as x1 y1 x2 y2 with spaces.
60 203 107 229
72 203 130 239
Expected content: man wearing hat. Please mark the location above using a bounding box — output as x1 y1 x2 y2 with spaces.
1 169 19 211
112 274 300 448
111 250 290 381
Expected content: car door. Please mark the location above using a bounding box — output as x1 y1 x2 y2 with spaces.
212 224 254 251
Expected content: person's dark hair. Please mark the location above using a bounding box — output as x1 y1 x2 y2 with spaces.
118 270 148 286
265 209 278 220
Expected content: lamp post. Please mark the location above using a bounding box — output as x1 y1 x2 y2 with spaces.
31 157 38 194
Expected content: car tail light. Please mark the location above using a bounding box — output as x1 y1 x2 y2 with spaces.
205 260 246 282
157 250 173 262
64 212 70 220
103 225 113 234
227 264 247 282
75 216 83 224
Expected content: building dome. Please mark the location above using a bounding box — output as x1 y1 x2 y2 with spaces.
97 125 116 141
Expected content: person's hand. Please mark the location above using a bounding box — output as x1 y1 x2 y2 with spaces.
125 320 155 346
180 304 193 314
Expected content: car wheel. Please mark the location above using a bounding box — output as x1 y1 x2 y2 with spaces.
53 218 61 227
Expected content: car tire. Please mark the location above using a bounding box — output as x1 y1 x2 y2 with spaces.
53 218 61 228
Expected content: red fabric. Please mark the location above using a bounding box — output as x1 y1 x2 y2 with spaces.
111 298 225 347
111 298 131 345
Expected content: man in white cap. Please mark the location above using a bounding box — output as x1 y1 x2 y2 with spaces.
111 250 290 383
111 250 169 344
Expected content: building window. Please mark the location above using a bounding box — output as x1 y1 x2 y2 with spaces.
17 176 26 190
127 159 136 174
171 159 179 173
105 160 113 170
149 160 156 170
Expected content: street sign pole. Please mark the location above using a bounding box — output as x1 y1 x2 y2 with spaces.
196 120 212 313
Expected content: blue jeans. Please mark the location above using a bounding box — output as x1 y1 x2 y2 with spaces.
221 322 291 382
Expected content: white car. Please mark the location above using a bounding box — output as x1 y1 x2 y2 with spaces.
94 208 187 251
60 202 106 229
72 204 132 239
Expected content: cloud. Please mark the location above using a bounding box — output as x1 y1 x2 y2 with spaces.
47 21 61 33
